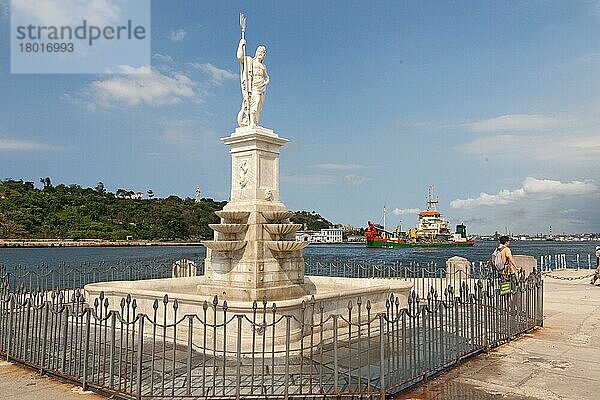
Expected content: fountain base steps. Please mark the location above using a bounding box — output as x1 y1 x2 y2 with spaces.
85 275 413 352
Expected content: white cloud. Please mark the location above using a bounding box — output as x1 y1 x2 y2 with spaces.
392 208 420 216
580 52 600 63
464 114 568 132
344 174 368 185
310 163 366 171
152 53 175 65
11 0 120 27
169 29 187 42
0 136 64 151
450 177 598 209
85 66 198 107
457 133 600 162
189 63 237 85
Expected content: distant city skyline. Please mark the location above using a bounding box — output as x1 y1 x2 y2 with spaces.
0 1 599 234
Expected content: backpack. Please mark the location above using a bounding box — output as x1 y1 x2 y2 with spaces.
491 246 508 272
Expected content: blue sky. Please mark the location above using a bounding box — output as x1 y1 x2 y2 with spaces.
1 1 599 234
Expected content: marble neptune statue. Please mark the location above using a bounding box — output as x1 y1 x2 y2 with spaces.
237 14 269 127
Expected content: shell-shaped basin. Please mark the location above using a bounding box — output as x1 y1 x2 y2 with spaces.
215 211 250 221
209 224 248 234
265 240 309 252
264 224 302 236
262 210 295 222
202 241 246 252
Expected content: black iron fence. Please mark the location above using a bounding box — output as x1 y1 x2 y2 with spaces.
1 260 173 293
0 249 594 292
1 257 491 294
0 260 543 400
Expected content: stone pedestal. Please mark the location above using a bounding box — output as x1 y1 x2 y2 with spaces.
224 126 286 205
514 255 537 275
446 256 471 279
200 126 311 301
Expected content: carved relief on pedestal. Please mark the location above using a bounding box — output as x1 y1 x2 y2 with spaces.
239 159 250 188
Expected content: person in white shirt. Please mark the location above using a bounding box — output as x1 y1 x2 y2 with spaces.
498 236 520 275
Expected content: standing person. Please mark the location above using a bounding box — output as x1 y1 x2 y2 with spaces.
497 236 521 275
591 246 600 285
237 39 269 127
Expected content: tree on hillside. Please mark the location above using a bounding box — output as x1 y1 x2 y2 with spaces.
95 182 106 193
0 179 284 240
291 211 332 231
0 212 16 236
40 177 52 190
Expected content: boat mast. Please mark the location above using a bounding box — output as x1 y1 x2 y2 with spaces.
383 205 386 232
427 185 439 211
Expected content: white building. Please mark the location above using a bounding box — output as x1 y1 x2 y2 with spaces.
296 228 343 243
295 232 313 242
318 228 343 243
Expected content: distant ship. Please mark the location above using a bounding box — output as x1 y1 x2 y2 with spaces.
365 187 475 248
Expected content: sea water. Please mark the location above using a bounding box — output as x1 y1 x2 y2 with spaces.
1 241 598 270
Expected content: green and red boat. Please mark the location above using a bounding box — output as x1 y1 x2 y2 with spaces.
365 188 475 248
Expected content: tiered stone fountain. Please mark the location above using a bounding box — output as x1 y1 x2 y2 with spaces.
84 125 412 351
199 126 313 301
84 25 412 350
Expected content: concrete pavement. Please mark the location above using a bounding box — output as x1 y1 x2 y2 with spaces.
0 361 108 399
396 268 600 400
1 269 598 399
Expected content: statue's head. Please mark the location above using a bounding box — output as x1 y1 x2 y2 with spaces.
255 46 266 62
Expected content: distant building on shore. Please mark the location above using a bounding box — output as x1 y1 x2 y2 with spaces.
346 235 366 243
295 228 343 243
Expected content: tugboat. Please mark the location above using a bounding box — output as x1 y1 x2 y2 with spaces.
365 187 475 248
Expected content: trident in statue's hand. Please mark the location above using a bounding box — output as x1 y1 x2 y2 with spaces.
239 13 246 38
238 13 251 126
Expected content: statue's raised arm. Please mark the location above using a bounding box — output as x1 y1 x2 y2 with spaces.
237 14 268 128
237 38 246 62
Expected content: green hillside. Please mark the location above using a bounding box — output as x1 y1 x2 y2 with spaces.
0 179 225 240
0 179 333 240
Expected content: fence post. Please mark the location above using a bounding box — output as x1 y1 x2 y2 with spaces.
136 316 145 400
483 289 489 351
469 296 475 347
82 309 91 391
40 302 50 374
285 315 291 400
333 315 339 394
24 298 32 363
61 306 69 372
6 296 14 362
109 312 116 388
236 315 242 400
538 278 544 327
188 316 194 397
379 314 386 400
